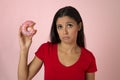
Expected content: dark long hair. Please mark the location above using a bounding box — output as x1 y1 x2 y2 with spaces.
50 6 85 48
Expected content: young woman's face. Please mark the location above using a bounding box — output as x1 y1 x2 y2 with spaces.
56 16 81 44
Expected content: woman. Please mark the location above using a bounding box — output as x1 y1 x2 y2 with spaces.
18 6 97 80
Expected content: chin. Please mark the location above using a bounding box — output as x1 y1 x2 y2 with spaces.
62 40 72 44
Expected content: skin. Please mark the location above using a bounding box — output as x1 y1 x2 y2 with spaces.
18 16 95 80
56 16 81 45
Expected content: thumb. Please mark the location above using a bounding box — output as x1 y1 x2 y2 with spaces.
29 29 37 39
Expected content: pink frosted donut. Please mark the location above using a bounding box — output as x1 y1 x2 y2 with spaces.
21 20 36 36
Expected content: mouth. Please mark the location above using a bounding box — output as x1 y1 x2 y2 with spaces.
62 36 70 40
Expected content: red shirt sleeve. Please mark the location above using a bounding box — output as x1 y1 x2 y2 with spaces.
85 50 97 73
35 42 49 61
87 55 97 73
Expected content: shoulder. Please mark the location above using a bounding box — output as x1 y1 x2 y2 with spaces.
38 41 57 50
81 48 97 72
35 41 57 60
40 41 56 47
81 48 96 60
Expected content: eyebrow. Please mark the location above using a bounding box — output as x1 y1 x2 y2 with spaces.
56 22 74 25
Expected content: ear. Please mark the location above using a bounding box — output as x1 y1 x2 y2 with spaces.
78 22 82 31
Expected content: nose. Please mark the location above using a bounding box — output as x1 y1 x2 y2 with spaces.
63 27 68 34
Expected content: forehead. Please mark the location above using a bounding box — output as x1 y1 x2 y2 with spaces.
56 16 76 24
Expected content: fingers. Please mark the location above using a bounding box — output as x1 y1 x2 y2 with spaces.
18 25 23 38
32 29 37 36
29 29 37 39
18 20 38 49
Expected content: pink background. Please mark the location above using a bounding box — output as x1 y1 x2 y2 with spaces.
0 0 120 80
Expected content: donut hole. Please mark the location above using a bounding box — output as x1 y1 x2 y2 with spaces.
27 27 33 32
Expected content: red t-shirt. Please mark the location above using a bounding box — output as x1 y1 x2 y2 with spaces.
35 42 97 80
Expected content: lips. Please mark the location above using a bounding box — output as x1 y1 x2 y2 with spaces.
62 36 70 40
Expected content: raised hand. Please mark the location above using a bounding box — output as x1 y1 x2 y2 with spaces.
19 20 37 50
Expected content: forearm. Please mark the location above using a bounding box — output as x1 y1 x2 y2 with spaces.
18 20 37 80
18 48 29 80
86 73 95 80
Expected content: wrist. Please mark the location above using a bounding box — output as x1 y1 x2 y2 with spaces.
20 45 30 50
20 47 29 53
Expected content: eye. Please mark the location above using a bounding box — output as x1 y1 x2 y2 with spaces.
56 25 63 29
67 23 73 28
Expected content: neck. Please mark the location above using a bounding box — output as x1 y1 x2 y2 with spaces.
58 42 79 54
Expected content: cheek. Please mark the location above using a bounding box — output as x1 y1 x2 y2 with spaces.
57 31 62 38
56 30 61 37
70 29 78 35
69 30 79 39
